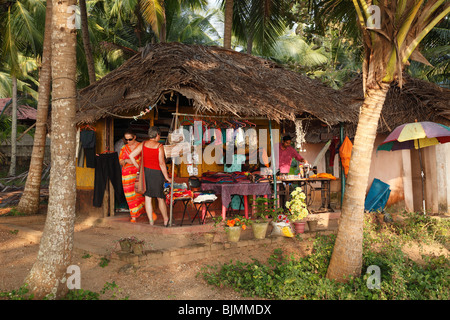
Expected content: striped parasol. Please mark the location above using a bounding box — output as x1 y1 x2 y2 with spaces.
378 121 450 214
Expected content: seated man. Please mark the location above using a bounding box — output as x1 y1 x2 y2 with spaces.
277 135 306 174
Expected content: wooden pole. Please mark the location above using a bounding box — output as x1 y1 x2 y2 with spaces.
169 95 180 226
269 120 277 206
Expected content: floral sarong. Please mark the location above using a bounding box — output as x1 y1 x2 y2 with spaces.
119 145 145 219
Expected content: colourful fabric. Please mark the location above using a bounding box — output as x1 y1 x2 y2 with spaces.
119 145 145 219
339 136 352 176
143 144 161 170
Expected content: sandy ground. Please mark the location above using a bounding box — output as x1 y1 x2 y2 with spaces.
0 220 314 300
0 187 315 300
1 189 448 301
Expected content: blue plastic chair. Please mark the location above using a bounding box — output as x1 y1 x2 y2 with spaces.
364 178 391 212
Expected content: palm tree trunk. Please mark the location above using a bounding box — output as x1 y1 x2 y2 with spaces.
326 82 390 282
16 0 53 215
247 32 253 54
223 0 233 49
8 76 17 177
79 0 96 83
25 0 78 299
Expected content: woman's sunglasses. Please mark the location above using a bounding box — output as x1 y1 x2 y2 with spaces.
124 138 134 141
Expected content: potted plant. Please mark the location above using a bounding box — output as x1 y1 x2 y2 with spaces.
130 238 145 255
285 187 309 234
118 237 132 252
203 216 222 245
118 236 145 255
224 215 249 242
251 197 283 239
306 214 319 232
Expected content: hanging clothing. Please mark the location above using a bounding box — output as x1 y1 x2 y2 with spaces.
193 121 203 145
79 129 96 168
213 128 223 145
339 136 353 176
235 128 245 147
119 145 145 220
93 152 127 207
224 154 246 173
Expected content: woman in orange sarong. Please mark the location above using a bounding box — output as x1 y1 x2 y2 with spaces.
119 130 145 222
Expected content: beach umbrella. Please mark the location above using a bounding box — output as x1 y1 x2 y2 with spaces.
378 121 450 214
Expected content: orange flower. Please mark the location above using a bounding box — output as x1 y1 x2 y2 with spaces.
227 219 235 227
242 224 246 230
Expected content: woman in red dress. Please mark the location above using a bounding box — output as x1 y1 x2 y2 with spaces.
129 127 172 226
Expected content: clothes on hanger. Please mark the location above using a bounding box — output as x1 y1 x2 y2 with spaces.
77 129 96 168
93 152 127 207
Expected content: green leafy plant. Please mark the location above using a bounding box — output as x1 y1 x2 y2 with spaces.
99 257 110 268
0 284 33 300
251 197 283 223
201 214 450 300
64 281 128 300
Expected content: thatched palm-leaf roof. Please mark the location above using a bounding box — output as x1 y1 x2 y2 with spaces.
76 42 355 124
342 74 450 134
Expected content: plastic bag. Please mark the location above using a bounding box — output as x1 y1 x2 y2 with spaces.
270 221 294 237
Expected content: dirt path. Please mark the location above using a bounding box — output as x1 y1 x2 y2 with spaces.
0 213 315 300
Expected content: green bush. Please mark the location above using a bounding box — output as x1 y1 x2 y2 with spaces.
201 215 449 300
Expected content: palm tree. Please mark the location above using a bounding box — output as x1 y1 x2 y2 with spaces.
324 0 450 282
80 0 96 83
25 0 78 299
0 0 44 176
16 0 53 215
223 0 233 48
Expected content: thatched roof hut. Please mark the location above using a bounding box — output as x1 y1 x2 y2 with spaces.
292 74 450 143
76 42 355 125
342 74 450 134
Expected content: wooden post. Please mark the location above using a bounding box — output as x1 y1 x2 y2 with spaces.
269 120 277 206
108 118 115 217
169 95 179 227
102 118 109 218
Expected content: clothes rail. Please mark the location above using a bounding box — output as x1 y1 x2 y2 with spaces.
172 113 270 120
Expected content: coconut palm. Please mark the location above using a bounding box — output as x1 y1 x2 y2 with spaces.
25 0 78 299
0 0 44 176
16 0 52 215
407 17 449 87
322 0 450 282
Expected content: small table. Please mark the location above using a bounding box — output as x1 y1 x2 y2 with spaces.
173 197 192 226
281 178 334 212
201 182 272 220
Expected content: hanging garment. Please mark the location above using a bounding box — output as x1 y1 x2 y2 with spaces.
213 128 223 145
339 136 353 176
193 121 203 145
79 129 96 168
235 128 245 147
224 154 246 173
182 125 192 144
93 152 127 207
